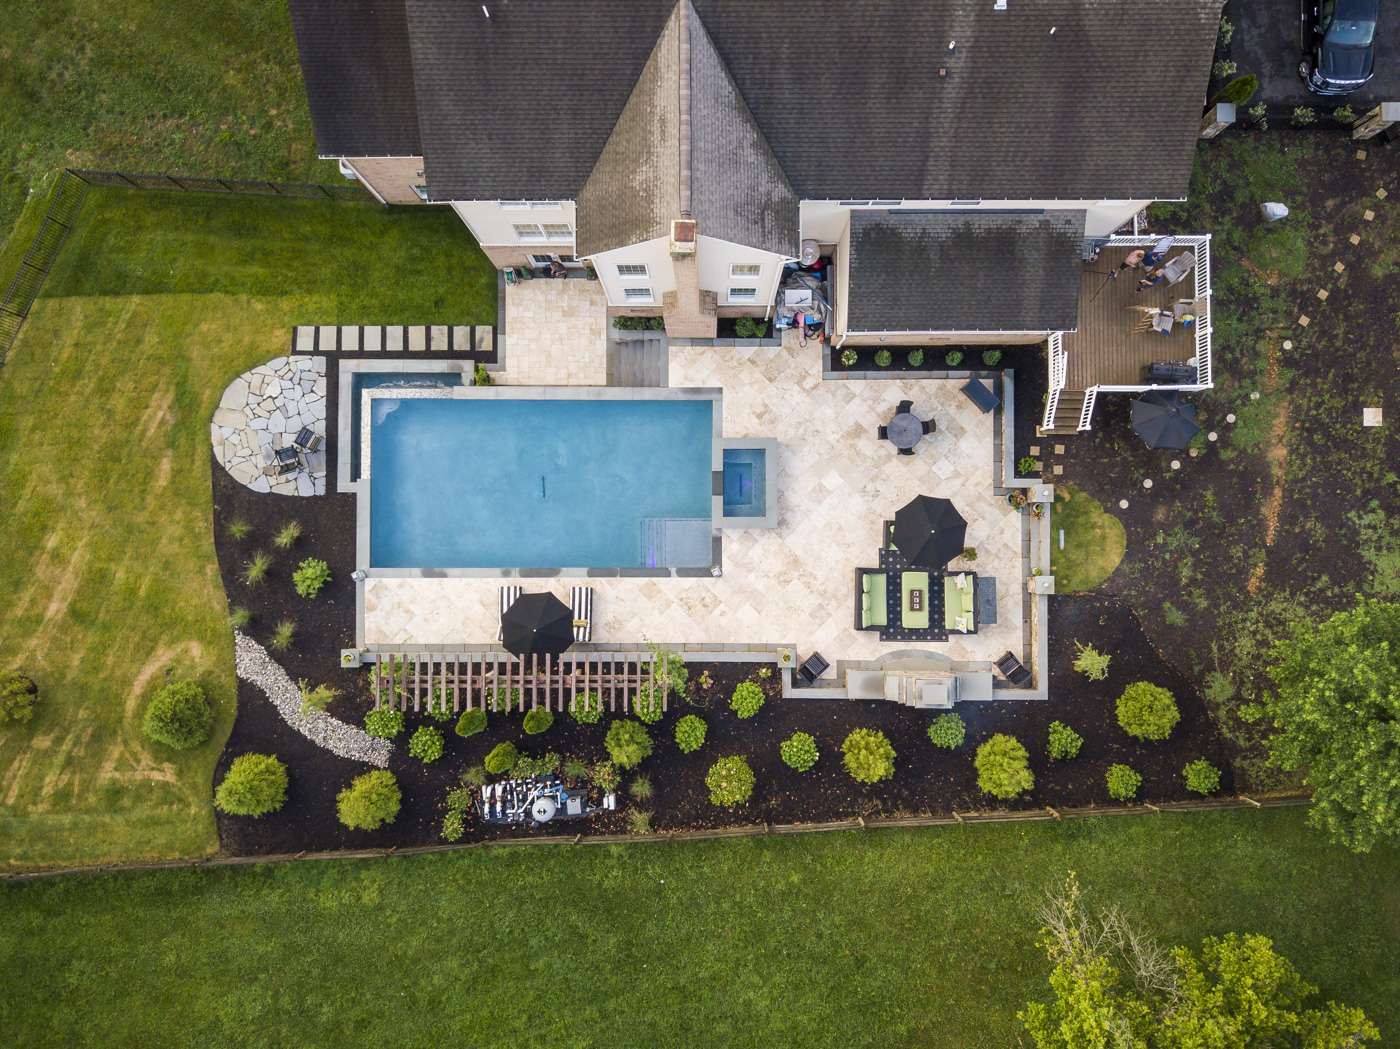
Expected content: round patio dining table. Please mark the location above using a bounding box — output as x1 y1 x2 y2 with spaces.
887 411 923 450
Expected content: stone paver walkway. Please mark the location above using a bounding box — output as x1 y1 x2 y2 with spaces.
502 279 608 385
365 335 1024 664
212 355 327 495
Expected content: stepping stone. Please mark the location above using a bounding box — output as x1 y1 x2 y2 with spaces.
408 326 427 352
1298 315 1310 327
1282 339 1292 350
1170 460 1181 470
430 324 448 351
1118 499 1129 509
474 326 493 354
386 326 404 352
1052 464 1063 476
340 325 360 352
1207 431 1218 442
1142 478 1153 489
1377 188 1389 200
1334 261 1346 273
294 326 314 353
317 325 338 351
363 326 382 352
451 325 469 352
1250 391 1261 400
1356 149 1367 160
1316 289 1329 301
1053 444 1065 455
1363 407 1382 427
1363 209 1375 221
1349 233 1362 245
1029 444 1040 456
1226 413 1236 423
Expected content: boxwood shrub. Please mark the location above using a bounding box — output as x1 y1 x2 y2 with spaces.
142 680 213 750
975 733 1034 799
364 706 405 739
454 707 487 738
484 741 519 775
674 713 707 754
730 681 765 719
1116 681 1180 741
1106 763 1143 801
780 731 820 772
927 713 966 750
705 755 755 807
841 728 896 783
336 770 401 830
522 707 555 735
1183 758 1221 795
1047 720 1084 760
213 754 288 817
632 683 664 724
407 725 444 763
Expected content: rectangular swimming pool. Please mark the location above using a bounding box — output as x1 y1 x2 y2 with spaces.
369 397 714 568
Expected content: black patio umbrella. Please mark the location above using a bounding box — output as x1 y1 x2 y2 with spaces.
501 592 574 657
892 495 968 569
1131 390 1200 449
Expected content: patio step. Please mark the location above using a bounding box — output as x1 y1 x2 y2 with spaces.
290 324 493 356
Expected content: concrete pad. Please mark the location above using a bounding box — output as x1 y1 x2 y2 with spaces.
363 326 382 352
294 327 314 353
386 326 404 352
340 326 360 352
430 325 448 351
317 325 337 351
408 326 427 352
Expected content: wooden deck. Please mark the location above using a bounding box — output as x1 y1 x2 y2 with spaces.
1063 247 1199 389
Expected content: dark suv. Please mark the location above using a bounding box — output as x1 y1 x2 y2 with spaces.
1301 0 1381 95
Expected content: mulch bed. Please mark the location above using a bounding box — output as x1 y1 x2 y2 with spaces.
832 344 1029 373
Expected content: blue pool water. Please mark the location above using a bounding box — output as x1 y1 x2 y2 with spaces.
722 447 767 518
370 398 713 568
350 372 462 481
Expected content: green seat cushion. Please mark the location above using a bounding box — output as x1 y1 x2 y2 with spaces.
901 572 930 630
862 573 887 627
944 574 976 630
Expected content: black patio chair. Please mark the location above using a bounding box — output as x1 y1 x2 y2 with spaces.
273 445 301 467
796 651 830 686
896 399 913 415
897 447 914 456
995 651 1032 687
877 425 888 440
293 427 322 453
921 417 936 435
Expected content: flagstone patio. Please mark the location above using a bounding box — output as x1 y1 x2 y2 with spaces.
363 333 1026 665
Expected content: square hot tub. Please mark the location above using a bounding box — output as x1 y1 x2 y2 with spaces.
713 437 778 529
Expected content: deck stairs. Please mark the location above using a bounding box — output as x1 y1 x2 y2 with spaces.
1039 389 1086 435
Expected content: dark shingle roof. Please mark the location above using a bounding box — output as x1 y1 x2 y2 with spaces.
289 0 421 156
576 1 797 256
846 211 1086 332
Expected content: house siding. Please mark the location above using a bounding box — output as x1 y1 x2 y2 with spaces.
342 157 427 205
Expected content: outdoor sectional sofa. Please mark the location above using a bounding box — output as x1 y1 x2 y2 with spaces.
943 571 979 634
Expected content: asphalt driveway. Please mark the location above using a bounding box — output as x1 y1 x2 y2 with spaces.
1231 0 1400 108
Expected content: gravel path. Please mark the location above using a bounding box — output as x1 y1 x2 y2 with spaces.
233 631 391 767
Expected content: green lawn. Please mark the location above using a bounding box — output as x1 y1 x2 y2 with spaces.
1051 485 1126 592
1 809 1396 1048
0 0 326 249
0 187 494 869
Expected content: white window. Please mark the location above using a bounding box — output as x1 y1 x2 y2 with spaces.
499 200 562 210
528 254 556 266
623 287 654 303
730 263 761 278
513 222 574 242
727 287 758 302
542 223 573 241
412 185 429 201
616 263 649 279
513 223 546 241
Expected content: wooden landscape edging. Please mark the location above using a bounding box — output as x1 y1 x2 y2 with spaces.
1 794 1310 884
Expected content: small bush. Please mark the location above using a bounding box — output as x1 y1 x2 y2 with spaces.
945 350 964 367
445 787 473 814
1163 602 1187 627
1217 74 1258 106
908 349 925 368
522 707 555 735
627 809 653 835
632 683 664 724
840 348 858 367
960 547 978 562
1217 15 1233 45
1248 101 1269 129
570 690 603 724
1291 106 1317 127
705 755 755 807
364 706 405 739
562 756 590 783
842 728 896 784
441 809 466 842
514 751 560 778
1106 763 1142 802
605 718 653 769
292 558 331 599
1203 670 1235 705
473 363 493 386
225 519 251 541
1072 641 1111 681
423 688 454 722
780 731 820 772
982 349 1003 367
460 764 488 788
927 713 966 750
408 725 445 764
1047 721 1084 761
1017 456 1041 476
298 679 340 714
0 673 39 725
270 619 296 652
1183 758 1222 795
273 521 302 549
337 770 400 830
214 754 288 816
735 316 768 338
483 742 519 775
628 774 654 801
1211 59 1237 80
454 707 487 738
489 687 520 713
653 647 689 694
228 606 251 630
675 714 706 754
874 349 892 367
142 680 212 750
730 681 765 719
1332 104 1357 125
591 760 621 792
975 733 1034 798
1116 681 1180 741
242 550 271 586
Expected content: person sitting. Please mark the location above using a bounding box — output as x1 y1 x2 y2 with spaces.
547 259 568 278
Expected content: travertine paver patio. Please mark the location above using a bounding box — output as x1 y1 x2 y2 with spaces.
364 334 1025 664
501 278 608 385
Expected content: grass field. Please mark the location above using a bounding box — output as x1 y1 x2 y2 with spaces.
0 187 494 869
1051 485 1126 592
0 0 326 248
2 808 1396 1048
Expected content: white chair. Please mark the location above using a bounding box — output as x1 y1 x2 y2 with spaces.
571 586 593 642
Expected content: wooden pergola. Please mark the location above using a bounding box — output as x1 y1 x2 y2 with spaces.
369 651 665 715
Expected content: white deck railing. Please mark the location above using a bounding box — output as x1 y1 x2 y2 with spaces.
1042 331 1066 430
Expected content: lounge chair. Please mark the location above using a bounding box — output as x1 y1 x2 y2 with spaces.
855 569 888 631
497 585 522 641
571 586 593 642
293 427 323 453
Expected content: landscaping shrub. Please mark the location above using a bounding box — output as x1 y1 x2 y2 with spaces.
613 315 664 331
1217 14 1234 44
705 755 755 807
292 557 332 598
483 742 519 775
1332 104 1357 125
1292 106 1317 127
730 681 765 719
605 718 653 769
459 764 488 788
228 606 251 630
473 363 493 386
1017 456 1041 476
975 733 1034 799
840 348 857 367
1248 101 1269 129
1216 74 1258 106
628 774 653 801
960 547 978 562
735 316 767 338
270 619 296 652
1183 758 1221 796
489 686 520 713
674 713 706 754
627 809 653 835
1116 681 1180 741
424 688 455 722
591 760 621 791
1071 641 1111 681
241 550 271 586
364 707 405 739
454 707 487 738
408 725 444 763
562 756 590 783
0 672 39 725
440 809 465 842
632 683 663 724
780 731 819 772
522 707 555 735
570 690 603 724
908 349 925 368
142 680 212 750
336 770 401 830
945 350 964 367
225 519 251 541
273 521 302 549
514 751 560 778
298 680 340 714
927 713 966 750
213 753 288 817
874 349 892 367
1211 59 1237 80
1046 721 1084 761
982 349 1003 367
652 646 688 694
842 728 896 784
1105 763 1142 802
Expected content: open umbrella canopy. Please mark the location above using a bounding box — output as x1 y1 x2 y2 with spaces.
1131 390 1200 449
501 592 574 657
892 495 968 569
